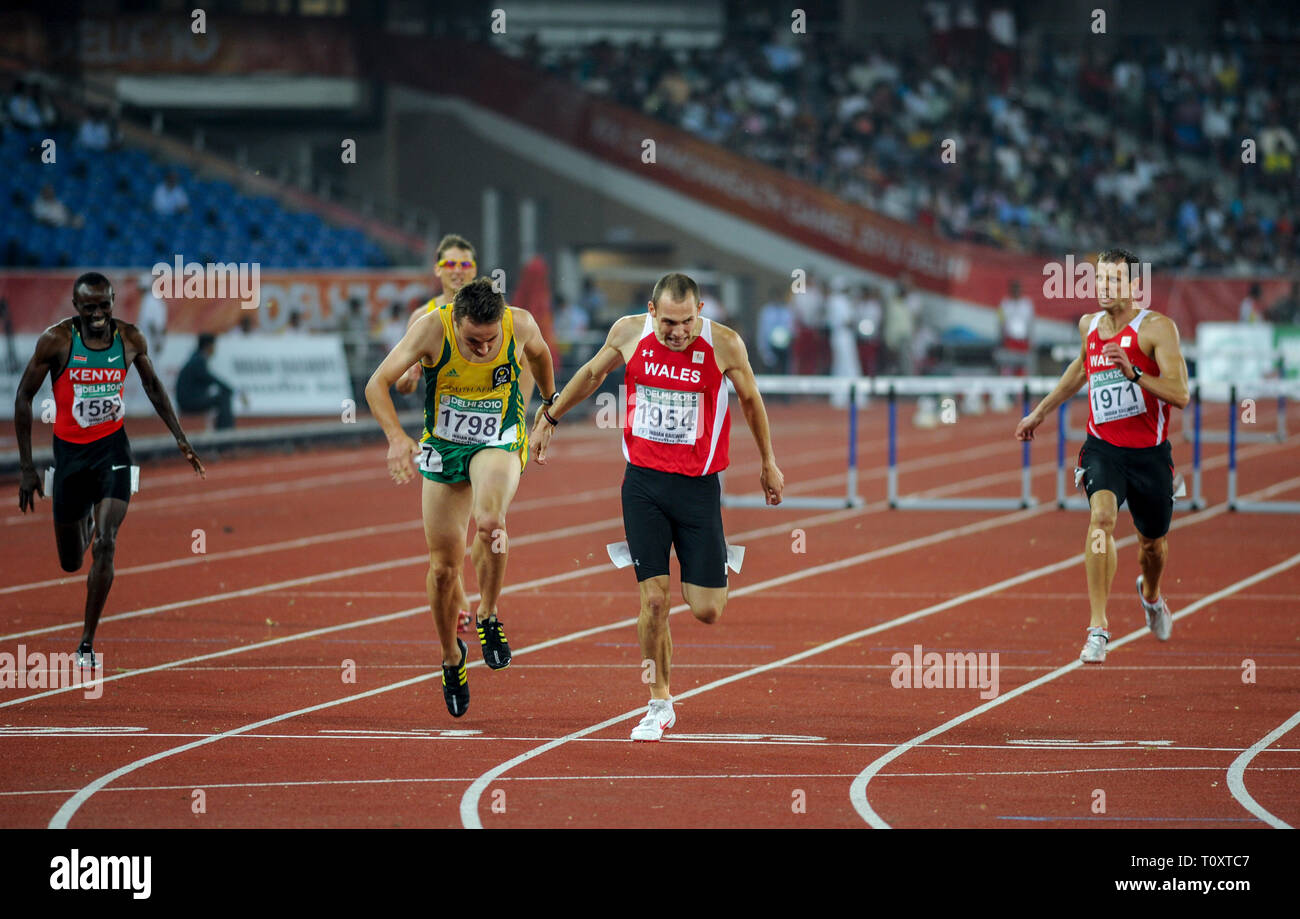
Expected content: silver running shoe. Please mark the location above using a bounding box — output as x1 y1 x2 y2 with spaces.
1137 575 1173 641
1079 628 1110 663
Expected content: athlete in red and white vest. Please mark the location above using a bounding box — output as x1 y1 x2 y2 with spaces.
1083 309 1173 447
529 273 784 741
1016 250 1190 666
621 311 732 476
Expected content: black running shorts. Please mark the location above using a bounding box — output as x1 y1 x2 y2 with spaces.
51 428 134 524
1077 435 1174 539
621 463 728 588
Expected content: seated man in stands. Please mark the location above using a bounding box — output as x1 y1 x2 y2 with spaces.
152 171 190 217
177 333 236 430
32 184 84 228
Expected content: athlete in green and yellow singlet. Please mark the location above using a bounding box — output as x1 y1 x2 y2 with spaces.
366 277 557 719
394 235 536 633
417 301 529 482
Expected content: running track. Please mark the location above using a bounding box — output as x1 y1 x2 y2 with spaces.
1 399 1297 828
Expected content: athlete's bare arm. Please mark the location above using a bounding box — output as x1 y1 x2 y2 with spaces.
395 304 429 394
1016 314 1091 441
529 315 640 464
511 308 558 404
713 324 784 505
1102 313 1190 410
367 310 446 483
14 324 71 511
119 323 204 477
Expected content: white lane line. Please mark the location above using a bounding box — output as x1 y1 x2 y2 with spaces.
0 515 622 644
0 438 1050 652
46 501 1057 828
3 490 910 705
9 727 1300 755
848 550 1300 828
18 764 1300 802
38 466 1300 825
1226 710 1300 829
2 466 386 526
0 437 869 596
456 474 1300 828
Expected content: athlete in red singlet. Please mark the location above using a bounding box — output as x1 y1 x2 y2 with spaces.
16 272 205 668
1016 249 1190 664
529 272 784 741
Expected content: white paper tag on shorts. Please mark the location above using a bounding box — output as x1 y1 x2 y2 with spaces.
1074 466 1085 491
45 466 54 496
606 541 634 569
130 465 140 495
606 540 745 573
1172 472 1186 498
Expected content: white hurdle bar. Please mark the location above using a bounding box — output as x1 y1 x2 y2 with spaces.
1224 380 1300 513
721 376 866 509
881 377 1039 510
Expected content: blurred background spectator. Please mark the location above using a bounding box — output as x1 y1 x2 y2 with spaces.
853 283 884 377
997 278 1034 375
176 332 236 430
32 183 83 228
136 273 169 355
755 285 792 375
152 170 190 217
791 277 828 374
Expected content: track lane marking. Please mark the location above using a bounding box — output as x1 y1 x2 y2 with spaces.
848 550 1300 828
456 473 1300 828
1226 709 1300 829
46 500 1060 827
0 435 1014 596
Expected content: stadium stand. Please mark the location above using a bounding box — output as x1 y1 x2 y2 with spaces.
1 114 391 270
505 24 1299 273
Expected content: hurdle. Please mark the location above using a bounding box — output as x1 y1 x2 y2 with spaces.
721 375 865 509
879 376 1041 510
1225 380 1300 513
1055 384 1205 511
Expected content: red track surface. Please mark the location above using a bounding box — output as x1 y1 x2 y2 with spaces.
2 400 1298 828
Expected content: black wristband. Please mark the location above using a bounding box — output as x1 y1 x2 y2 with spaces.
542 407 559 426
1129 365 1143 383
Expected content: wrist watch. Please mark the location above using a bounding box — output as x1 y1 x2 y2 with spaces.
541 392 559 406
1128 365 1143 383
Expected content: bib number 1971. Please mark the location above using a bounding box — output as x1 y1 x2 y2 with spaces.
1089 368 1144 425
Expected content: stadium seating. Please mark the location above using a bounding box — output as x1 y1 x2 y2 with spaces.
0 126 390 269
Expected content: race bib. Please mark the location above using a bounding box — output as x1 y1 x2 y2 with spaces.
71 384 124 429
417 440 443 473
433 394 513 446
632 385 700 445
1088 367 1145 424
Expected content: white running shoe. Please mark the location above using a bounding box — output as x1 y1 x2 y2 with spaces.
1137 576 1173 641
1079 627 1110 663
630 699 676 742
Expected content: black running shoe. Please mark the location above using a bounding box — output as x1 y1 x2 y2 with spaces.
477 615 511 670
75 641 96 669
441 638 470 718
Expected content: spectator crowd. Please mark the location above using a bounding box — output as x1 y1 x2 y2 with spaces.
507 3 1299 274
